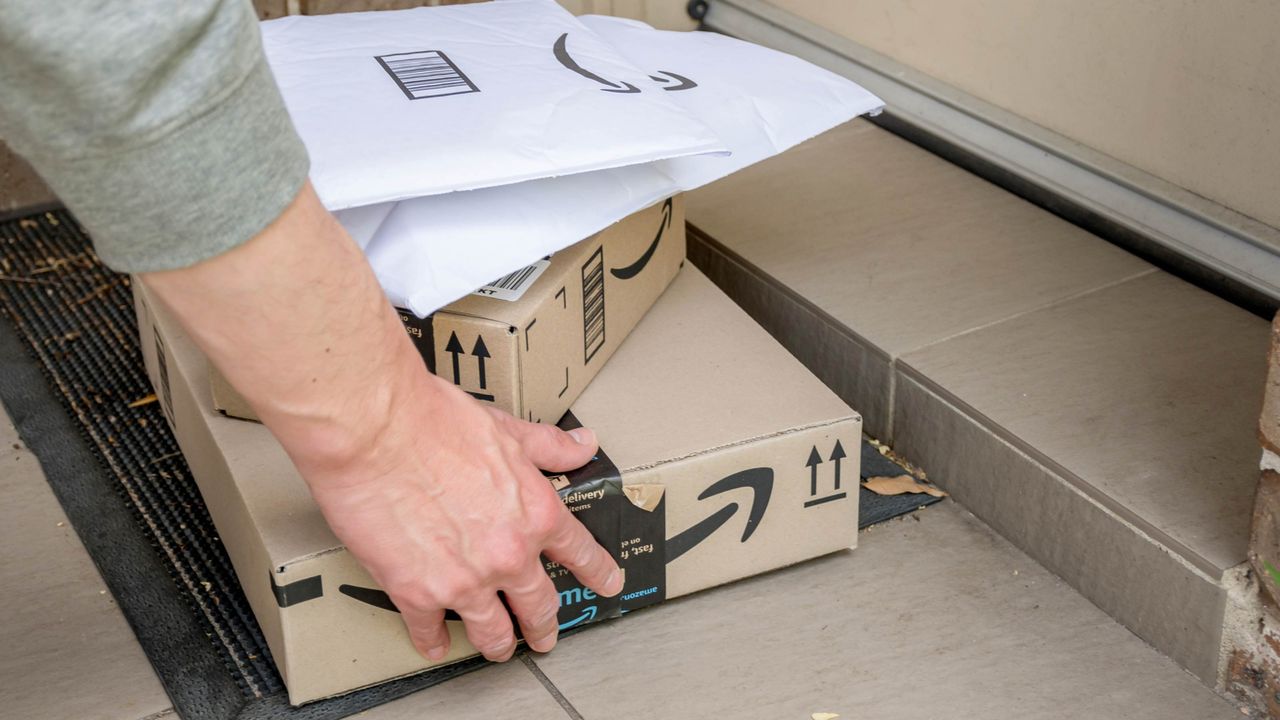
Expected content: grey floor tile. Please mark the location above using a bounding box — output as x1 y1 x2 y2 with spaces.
899 271 1268 575
1 418 172 720
685 119 1152 359
533 503 1239 720
893 372 1227 682
350 663 569 720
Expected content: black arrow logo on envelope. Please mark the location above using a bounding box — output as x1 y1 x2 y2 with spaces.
666 467 773 563
610 198 672 280
553 33 641 93
649 70 697 91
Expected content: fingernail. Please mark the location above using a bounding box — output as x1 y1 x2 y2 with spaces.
528 631 558 653
488 641 517 662
604 567 623 596
568 428 595 446
427 645 447 662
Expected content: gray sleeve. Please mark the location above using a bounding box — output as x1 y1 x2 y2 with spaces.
0 0 310 273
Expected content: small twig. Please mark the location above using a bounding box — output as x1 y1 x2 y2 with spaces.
74 279 119 305
127 393 157 408
149 451 182 466
0 274 60 287
30 253 94 275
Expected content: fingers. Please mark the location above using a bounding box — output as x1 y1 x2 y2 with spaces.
503 563 562 653
487 408 598 472
543 514 623 598
400 606 451 662
456 595 518 662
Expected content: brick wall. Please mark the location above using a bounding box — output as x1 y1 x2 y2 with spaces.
1225 313 1280 716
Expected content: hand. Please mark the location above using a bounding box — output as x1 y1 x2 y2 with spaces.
141 182 621 664
300 373 622 662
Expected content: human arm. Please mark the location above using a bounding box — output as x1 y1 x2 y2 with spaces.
143 181 623 661
0 0 621 662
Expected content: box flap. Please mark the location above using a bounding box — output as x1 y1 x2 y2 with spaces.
570 266 859 472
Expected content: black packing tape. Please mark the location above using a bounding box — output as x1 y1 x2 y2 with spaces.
619 489 666 612
551 411 665 627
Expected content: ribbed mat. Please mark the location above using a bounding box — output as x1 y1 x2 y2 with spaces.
0 207 487 720
0 206 938 720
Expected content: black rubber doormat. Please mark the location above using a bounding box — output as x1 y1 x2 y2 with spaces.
0 207 940 720
0 207 489 720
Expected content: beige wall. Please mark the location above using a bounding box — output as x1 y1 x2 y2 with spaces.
557 0 696 29
771 0 1280 229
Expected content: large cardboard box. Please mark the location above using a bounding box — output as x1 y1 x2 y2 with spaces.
137 266 861 704
212 196 686 424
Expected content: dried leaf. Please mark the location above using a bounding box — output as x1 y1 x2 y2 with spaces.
864 437 928 480
862 474 947 498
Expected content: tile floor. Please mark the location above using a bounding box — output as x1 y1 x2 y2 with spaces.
2 409 1242 719
685 117 1270 685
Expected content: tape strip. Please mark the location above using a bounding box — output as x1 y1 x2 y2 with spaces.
270 572 323 608
552 412 666 624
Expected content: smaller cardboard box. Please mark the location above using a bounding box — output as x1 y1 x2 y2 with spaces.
212 196 686 424
138 265 861 704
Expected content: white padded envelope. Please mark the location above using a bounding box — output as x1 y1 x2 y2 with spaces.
261 0 725 210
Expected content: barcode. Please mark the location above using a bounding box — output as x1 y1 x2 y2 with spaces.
582 247 606 363
473 258 550 302
153 327 174 426
494 264 539 291
375 50 479 100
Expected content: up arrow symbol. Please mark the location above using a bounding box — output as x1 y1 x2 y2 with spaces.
805 446 824 496
444 331 464 385
829 440 847 490
471 336 491 390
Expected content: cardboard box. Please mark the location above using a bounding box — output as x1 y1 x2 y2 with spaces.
136 266 861 704
212 196 686 424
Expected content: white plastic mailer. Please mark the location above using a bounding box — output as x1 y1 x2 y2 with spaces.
261 0 726 210
582 15 883 189
333 204 393 249
364 16 885 317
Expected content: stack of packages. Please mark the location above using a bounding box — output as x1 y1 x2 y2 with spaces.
133 0 883 704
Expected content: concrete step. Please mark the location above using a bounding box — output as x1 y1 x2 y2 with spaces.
533 502 1242 719
685 118 1269 685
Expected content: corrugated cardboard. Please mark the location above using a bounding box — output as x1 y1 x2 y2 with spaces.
212 196 685 424
136 266 861 704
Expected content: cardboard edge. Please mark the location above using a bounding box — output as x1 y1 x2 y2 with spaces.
133 281 301 688
613 415 862 475
636 414 864 598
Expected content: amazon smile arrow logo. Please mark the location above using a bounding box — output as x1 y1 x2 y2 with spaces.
553 34 640 93
666 467 773 563
558 604 598 630
649 70 697 91
610 198 672 280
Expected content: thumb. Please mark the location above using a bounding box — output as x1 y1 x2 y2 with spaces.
487 408 599 472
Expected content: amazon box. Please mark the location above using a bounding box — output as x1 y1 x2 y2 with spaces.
136 266 861 705
212 196 685 424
